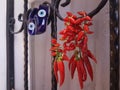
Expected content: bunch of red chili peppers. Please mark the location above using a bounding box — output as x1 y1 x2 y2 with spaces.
50 11 97 89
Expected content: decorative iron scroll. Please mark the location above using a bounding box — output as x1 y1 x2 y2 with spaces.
110 0 119 90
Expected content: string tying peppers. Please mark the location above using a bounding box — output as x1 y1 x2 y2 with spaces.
50 11 97 89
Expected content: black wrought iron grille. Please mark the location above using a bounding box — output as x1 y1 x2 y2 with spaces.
6 0 15 90
6 0 120 90
110 0 119 90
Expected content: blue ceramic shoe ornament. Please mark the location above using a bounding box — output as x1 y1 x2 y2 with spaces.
27 4 49 35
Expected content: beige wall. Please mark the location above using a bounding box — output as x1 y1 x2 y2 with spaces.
29 0 110 90
0 0 7 90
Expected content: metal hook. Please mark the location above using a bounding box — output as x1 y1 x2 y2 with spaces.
61 0 71 7
55 0 108 20
43 1 64 21
88 0 108 18
45 0 71 21
10 14 24 34
55 0 64 20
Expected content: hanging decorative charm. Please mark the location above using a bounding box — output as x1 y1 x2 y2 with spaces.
27 4 49 35
50 11 97 89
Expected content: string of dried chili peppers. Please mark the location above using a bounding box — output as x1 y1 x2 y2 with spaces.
50 11 97 89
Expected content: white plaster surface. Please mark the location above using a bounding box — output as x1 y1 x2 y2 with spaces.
0 0 6 90
14 0 24 90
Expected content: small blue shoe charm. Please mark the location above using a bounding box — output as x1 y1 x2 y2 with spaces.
27 4 49 35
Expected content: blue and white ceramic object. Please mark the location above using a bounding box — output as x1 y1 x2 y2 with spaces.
27 4 49 35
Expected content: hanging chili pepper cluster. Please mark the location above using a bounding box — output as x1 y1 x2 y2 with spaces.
50 11 97 89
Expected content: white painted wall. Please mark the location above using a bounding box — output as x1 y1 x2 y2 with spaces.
0 0 6 90
14 1 33 90
14 0 25 90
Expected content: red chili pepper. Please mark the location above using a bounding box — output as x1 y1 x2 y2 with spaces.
79 59 87 81
51 39 57 44
66 37 73 43
85 21 93 26
67 25 75 32
67 12 73 17
63 42 68 48
77 11 86 16
75 25 82 31
69 46 75 50
57 49 62 52
87 50 97 63
71 60 77 79
51 52 57 56
68 17 76 24
82 16 91 21
67 32 74 36
62 54 69 61
66 36 75 43
82 44 87 53
64 47 70 51
69 43 75 50
54 43 60 47
66 12 77 19
53 61 58 82
79 36 88 53
59 29 67 35
76 60 84 89
69 54 75 70
64 17 70 22
83 24 89 32
63 43 75 51
83 36 88 45
50 47 58 51
57 61 65 86
75 18 83 25
83 24 94 34
66 12 73 17
83 56 93 81
77 31 84 41
60 34 67 40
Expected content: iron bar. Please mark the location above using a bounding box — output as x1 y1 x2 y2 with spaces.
51 0 58 90
23 0 29 90
6 0 15 89
110 0 119 90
